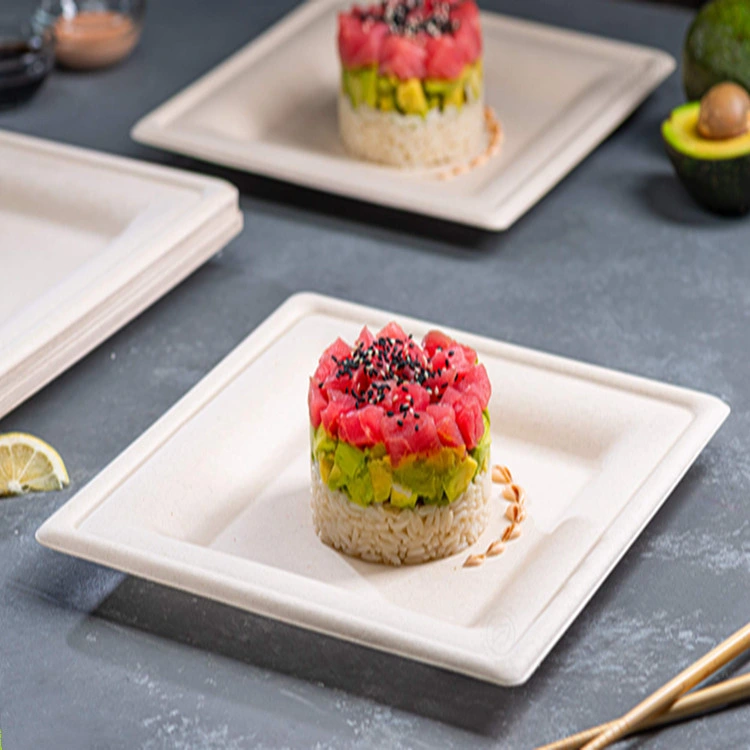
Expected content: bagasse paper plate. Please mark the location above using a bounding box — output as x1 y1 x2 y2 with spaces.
131 0 674 231
0 129 242 420
37 293 728 685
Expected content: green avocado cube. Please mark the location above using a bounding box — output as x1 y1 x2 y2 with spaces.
390 482 418 508
327 463 345 490
396 79 428 116
424 78 453 96
369 458 392 503
394 460 441 500
466 61 482 100
377 76 394 96
443 84 465 110
378 93 396 112
370 443 387 460
313 425 337 456
344 66 378 109
360 67 378 108
334 441 365 478
348 469 375 507
319 455 334 484
444 455 478 502
469 411 491 472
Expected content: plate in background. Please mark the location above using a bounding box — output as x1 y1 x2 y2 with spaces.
132 0 674 230
0 129 242 420
37 292 728 685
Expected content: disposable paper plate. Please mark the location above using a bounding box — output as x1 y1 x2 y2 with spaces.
0 129 242 419
37 293 729 685
132 0 674 230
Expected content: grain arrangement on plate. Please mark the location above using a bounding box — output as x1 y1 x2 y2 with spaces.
308 322 492 565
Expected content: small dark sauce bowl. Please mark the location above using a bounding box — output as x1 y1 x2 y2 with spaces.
0 22 54 108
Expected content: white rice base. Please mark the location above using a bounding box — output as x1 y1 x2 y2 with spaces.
338 92 485 168
310 461 491 566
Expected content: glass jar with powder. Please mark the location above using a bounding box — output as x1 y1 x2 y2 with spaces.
34 0 145 70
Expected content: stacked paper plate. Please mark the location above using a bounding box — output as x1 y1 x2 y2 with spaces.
0 129 242 419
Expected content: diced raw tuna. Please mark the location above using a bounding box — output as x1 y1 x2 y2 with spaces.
426 347 472 395
379 34 427 80
425 35 466 80
326 374 353 400
339 1 482 78
452 2 482 61
422 329 454 357
459 343 477 364
338 14 389 68
376 320 408 342
356 325 376 349
321 396 356 437
318 337 351 373
455 363 491 409
339 404 384 447
351 366 370 395
308 378 328 428
438 386 462 409
453 393 484 449
390 382 430 412
310 321 491 454
402 337 429 369
382 412 440 464
426 403 464 447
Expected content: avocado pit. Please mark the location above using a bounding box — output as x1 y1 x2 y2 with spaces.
697 82 750 140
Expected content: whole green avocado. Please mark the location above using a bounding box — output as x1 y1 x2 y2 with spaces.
684 0 750 101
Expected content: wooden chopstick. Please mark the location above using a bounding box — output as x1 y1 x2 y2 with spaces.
537 672 750 750
575 621 750 749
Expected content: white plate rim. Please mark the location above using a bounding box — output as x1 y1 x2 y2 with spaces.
0 128 243 419
131 0 676 230
36 292 729 685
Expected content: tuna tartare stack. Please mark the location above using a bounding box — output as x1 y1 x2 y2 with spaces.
338 0 484 167
308 323 492 565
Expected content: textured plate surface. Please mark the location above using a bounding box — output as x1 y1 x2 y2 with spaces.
0 129 242 419
132 0 674 230
36 293 728 685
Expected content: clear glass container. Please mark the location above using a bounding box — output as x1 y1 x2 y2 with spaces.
34 0 146 70
0 20 54 108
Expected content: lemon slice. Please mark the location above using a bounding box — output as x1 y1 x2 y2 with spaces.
0 432 69 496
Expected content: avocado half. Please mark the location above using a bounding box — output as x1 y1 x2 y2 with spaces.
662 101 750 215
683 0 750 101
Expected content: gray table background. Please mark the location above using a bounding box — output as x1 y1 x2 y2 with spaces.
1 0 748 747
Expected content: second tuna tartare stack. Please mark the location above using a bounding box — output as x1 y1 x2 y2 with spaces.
338 0 484 167
308 323 492 565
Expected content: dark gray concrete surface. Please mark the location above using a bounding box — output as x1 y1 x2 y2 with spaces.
1 0 748 747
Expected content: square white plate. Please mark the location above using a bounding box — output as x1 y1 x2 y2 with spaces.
37 293 728 685
131 0 674 231
0 129 242 420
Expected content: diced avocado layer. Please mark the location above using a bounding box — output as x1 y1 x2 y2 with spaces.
310 410 491 509
342 59 483 116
